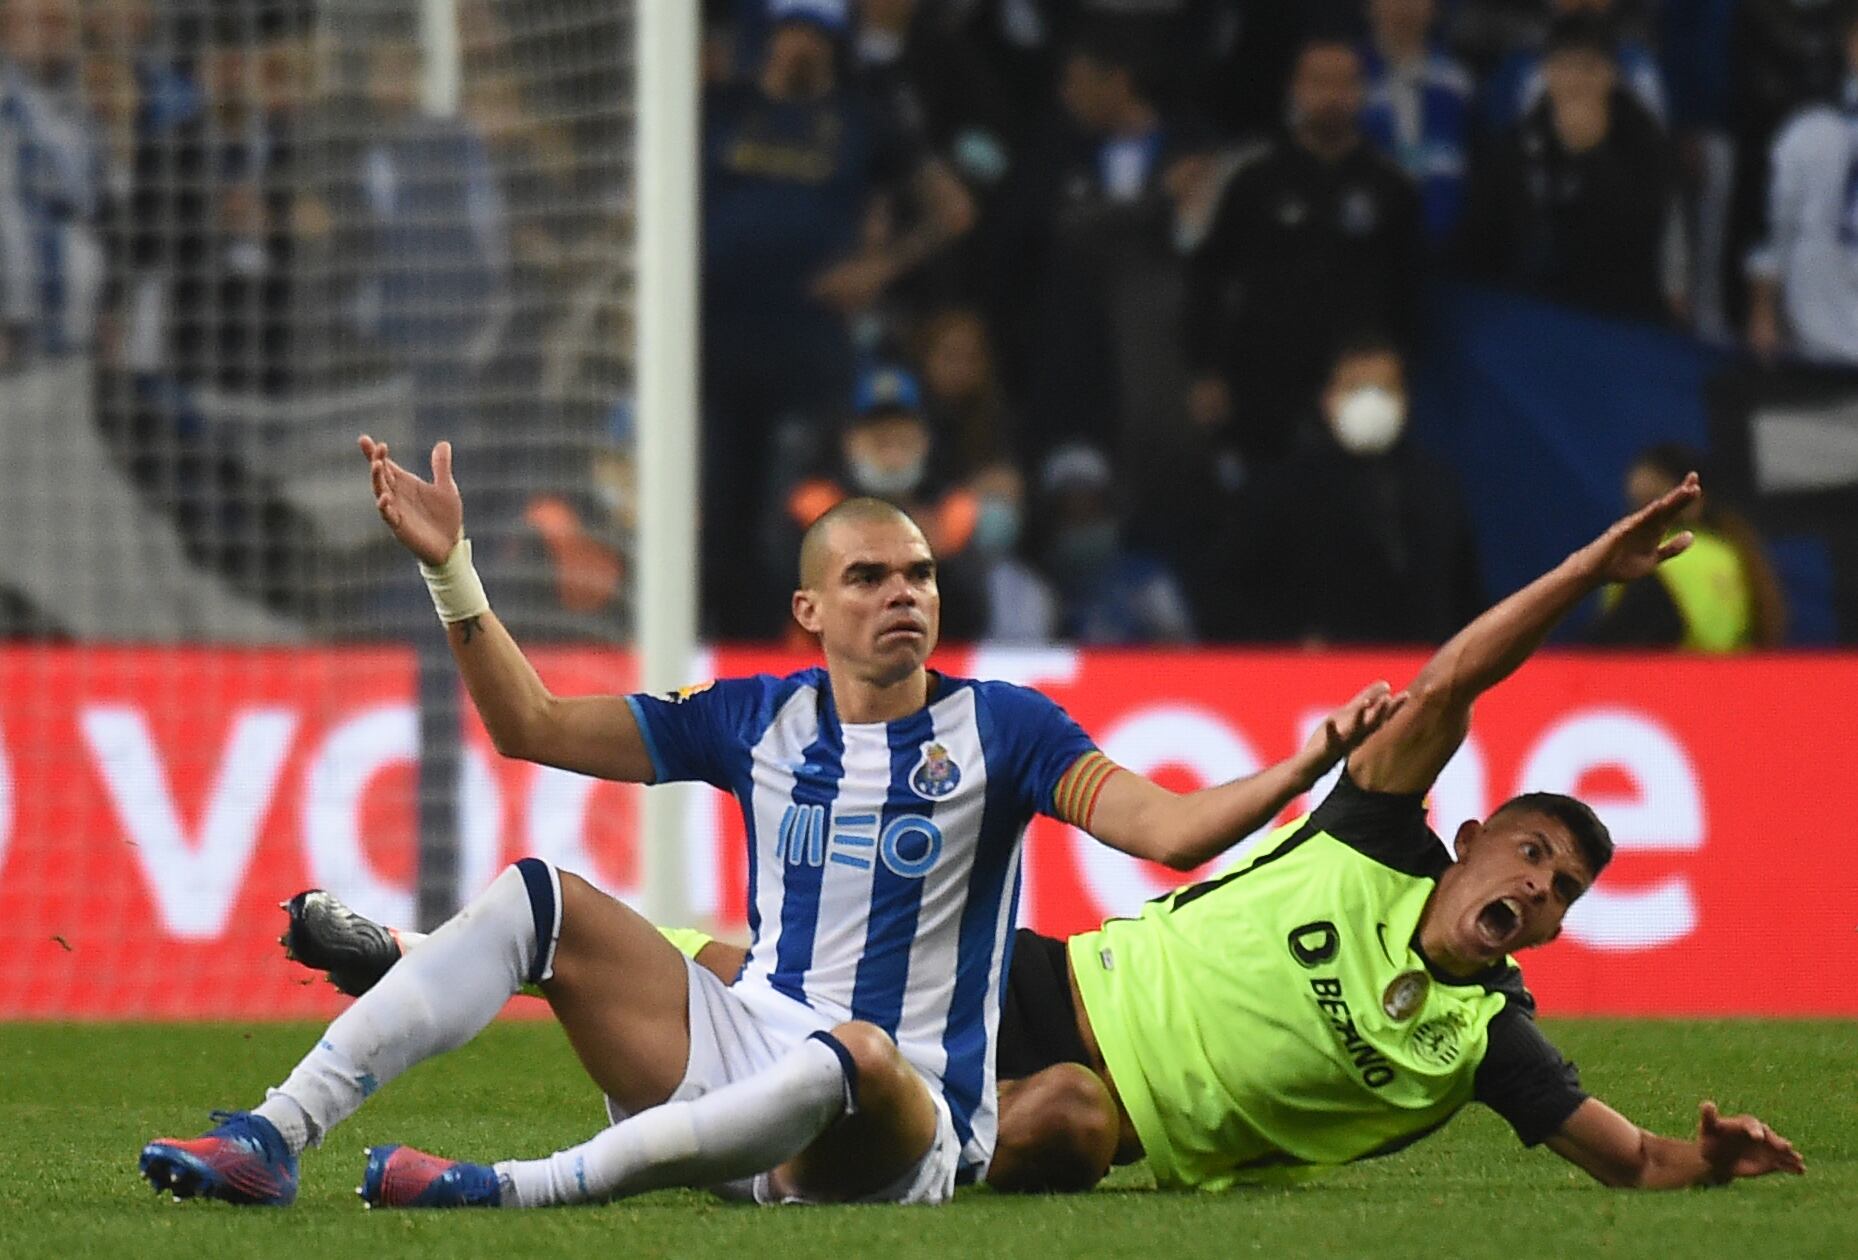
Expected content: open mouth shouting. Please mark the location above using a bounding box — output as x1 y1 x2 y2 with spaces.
1473 895 1525 954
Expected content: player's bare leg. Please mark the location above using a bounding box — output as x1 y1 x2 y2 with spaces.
986 1065 1119 1193
767 1020 944 1201
537 872 694 1113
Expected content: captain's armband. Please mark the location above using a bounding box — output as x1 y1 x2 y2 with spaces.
1052 751 1120 832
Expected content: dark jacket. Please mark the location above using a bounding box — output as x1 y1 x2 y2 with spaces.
1456 90 1674 323
1184 135 1423 460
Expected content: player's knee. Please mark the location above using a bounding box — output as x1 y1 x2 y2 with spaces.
825 1020 909 1109
1012 1064 1116 1192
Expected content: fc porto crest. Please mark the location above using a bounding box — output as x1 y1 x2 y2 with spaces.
909 741 962 800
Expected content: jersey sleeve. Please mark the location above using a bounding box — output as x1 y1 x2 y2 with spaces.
1473 1006 1589 1146
1308 768 1449 877
978 683 1101 821
623 676 768 789
655 925 716 961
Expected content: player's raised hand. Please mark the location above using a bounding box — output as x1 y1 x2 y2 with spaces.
1581 472 1702 584
1302 681 1408 773
1697 1100 1805 1181
359 435 464 567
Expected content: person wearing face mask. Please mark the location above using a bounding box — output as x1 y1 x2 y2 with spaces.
1198 335 1482 645
701 0 976 638
1184 35 1424 466
779 365 987 642
966 460 1057 644
1036 443 1194 646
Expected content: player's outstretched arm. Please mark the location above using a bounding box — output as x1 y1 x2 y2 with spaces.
1349 474 1703 795
1546 1097 1804 1189
1077 681 1406 870
360 435 655 782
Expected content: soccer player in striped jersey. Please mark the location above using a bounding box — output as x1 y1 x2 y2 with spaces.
272 475 1805 1198
139 436 1401 1209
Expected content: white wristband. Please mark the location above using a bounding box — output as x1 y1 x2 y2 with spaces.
419 538 491 624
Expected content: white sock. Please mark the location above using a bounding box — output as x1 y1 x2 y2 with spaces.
253 1091 313 1153
257 860 560 1155
495 1031 857 1207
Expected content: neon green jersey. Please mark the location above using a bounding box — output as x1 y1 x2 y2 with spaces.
1070 773 1581 1190
658 925 717 961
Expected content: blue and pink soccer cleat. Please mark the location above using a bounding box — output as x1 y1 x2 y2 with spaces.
139 1111 299 1206
359 1144 502 1208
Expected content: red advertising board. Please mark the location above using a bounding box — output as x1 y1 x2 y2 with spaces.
0 645 1848 1018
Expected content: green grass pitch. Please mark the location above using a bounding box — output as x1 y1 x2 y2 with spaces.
1 1019 1851 1260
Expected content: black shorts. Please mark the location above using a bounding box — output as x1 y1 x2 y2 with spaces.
996 928 1092 1081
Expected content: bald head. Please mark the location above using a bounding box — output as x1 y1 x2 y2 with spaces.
798 498 924 588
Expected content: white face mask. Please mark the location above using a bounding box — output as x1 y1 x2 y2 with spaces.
849 454 926 499
1331 386 1406 456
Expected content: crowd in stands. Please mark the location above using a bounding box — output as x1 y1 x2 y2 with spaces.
697 0 1831 647
0 0 1844 649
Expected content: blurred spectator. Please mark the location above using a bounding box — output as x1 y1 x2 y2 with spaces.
966 458 1058 644
778 364 986 639
702 0 974 637
1656 0 1738 341
1480 0 1667 133
78 0 163 198
483 401 633 642
120 1 321 396
0 0 107 363
1184 37 1422 465
462 70 579 350
1440 0 1556 77
85 0 196 141
1036 442 1194 645
1019 28 1212 473
845 0 1052 163
99 1 323 611
1183 0 1310 140
1456 12 1681 324
1723 0 1855 327
1586 443 1788 650
1196 335 1482 644
343 31 510 432
1744 5 1858 368
916 306 1017 477
1359 0 1475 247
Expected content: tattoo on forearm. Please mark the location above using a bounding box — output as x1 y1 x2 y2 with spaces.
458 616 482 645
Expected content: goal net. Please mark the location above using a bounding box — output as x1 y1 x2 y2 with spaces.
0 0 650 1017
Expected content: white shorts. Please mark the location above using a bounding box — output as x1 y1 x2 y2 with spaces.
604 957 959 1207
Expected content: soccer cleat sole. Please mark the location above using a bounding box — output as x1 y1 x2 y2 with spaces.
280 890 400 997
138 1144 295 1207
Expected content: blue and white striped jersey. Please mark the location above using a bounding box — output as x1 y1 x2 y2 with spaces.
626 667 1098 1172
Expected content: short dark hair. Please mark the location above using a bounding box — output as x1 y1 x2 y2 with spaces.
797 497 923 587
1068 23 1165 105
1490 792 1614 881
1329 329 1403 371
1543 11 1618 59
